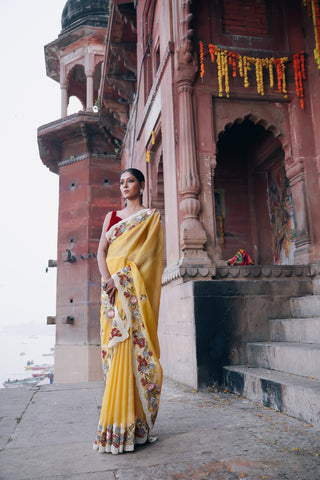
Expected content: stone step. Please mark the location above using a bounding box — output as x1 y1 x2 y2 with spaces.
270 317 320 344
290 295 320 318
247 342 320 380
223 365 320 426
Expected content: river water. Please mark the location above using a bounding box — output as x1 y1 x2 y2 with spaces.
0 334 55 388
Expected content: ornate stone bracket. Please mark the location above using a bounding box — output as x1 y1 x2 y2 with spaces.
178 0 194 64
111 42 137 75
107 74 135 103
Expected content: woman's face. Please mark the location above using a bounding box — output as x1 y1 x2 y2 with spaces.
120 171 142 201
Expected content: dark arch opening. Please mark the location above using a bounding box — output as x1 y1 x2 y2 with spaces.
67 65 86 108
214 118 295 265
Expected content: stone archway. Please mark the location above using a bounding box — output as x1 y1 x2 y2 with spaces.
212 100 312 265
67 64 86 109
214 116 295 265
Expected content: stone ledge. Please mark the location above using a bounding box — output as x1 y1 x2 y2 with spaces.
162 262 215 285
214 264 311 280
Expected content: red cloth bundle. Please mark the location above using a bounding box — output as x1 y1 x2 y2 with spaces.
227 249 254 266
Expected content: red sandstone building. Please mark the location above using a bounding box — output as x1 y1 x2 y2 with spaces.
38 0 320 424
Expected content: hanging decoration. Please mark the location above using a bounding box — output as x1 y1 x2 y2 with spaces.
146 122 161 163
199 41 205 78
303 0 320 68
199 41 306 108
293 52 306 108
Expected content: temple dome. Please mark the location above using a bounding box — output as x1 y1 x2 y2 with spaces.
61 0 109 33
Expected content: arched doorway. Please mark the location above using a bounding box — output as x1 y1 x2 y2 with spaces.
67 64 86 109
214 118 296 265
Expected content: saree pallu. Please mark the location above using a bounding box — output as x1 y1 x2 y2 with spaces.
93 208 163 454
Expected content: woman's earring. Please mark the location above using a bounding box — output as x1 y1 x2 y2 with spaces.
140 188 144 194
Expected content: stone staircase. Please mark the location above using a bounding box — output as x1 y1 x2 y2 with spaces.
224 294 320 426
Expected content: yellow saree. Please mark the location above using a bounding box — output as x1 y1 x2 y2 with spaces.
93 208 163 454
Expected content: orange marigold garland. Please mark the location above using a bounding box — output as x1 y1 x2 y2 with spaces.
228 52 238 77
209 44 215 63
300 51 306 80
199 41 205 78
274 57 288 97
293 52 306 108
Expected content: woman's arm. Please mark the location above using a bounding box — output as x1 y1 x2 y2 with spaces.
97 211 112 281
97 211 117 305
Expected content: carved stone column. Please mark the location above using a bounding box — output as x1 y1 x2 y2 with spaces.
286 157 311 263
86 70 94 111
176 66 211 267
60 62 68 118
61 82 68 118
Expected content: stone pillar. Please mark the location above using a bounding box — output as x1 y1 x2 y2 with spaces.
60 62 68 118
176 65 211 266
286 157 311 263
61 82 68 118
86 70 94 111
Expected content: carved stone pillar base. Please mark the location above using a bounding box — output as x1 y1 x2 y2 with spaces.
180 217 207 251
311 264 320 294
294 239 312 265
180 248 213 266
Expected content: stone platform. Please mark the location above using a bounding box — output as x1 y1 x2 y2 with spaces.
0 377 319 479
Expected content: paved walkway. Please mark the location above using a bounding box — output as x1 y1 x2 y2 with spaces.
0 377 319 480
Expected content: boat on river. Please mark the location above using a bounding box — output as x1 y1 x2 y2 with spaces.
3 377 40 388
25 363 52 371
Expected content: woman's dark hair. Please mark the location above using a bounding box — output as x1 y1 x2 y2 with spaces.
121 168 145 185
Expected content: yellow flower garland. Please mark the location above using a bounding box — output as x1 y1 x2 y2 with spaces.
215 48 230 97
199 42 298 104
303 0 320 68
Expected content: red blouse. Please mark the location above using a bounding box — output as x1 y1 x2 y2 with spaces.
107 210 123 231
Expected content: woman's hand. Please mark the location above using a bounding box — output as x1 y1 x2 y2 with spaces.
104 277 117 306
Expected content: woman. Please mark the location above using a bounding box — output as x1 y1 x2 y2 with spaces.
93 168 163 454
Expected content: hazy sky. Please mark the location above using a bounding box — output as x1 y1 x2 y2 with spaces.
0 0 68 334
